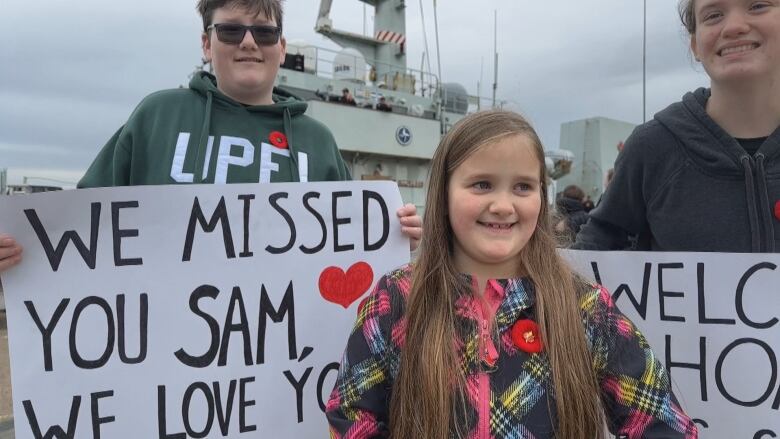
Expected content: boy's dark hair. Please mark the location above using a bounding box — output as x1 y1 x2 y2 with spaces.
562 184 585 201
197 0 284 31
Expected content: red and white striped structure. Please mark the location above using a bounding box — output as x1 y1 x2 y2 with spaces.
375 30 406 46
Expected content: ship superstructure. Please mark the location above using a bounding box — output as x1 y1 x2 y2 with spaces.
275 0 469 214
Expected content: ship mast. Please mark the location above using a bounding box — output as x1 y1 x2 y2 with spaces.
315 0 408 80
492 9 498 108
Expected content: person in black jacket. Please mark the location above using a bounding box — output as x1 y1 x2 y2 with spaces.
575 0 780 252
376 96 392 112
555 184 589 244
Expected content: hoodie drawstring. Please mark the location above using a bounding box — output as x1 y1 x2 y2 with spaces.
193 90 214 184
283 107 301 182
741 156 762 252
755 154 776 252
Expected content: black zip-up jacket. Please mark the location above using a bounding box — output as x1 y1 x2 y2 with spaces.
575 88 780 252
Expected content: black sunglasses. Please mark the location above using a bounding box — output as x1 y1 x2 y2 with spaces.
207 23 282 46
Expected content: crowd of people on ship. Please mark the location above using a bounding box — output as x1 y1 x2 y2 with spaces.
315 86 398 113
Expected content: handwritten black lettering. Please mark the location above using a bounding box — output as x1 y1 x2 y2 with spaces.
111 201 143 266
25 203 101 271
182 197 235 262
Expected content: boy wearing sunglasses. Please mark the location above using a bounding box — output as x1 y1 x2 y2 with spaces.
78 0 347 186
0 0 423 274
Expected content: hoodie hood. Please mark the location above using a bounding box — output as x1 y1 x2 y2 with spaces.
188 71 308 115
187 71 308 182
655 88 746 176
655 88 780 169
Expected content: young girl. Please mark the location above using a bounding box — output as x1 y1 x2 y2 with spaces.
326 110 698 438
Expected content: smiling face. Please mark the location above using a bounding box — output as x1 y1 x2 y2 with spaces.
202 5 286 105
690 0 780 85
447 134 542 280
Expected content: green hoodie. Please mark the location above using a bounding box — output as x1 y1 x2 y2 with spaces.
78 71 350 187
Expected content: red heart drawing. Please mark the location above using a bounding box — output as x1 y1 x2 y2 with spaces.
318 262 374 308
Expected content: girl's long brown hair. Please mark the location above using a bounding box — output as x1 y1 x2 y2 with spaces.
389 110 605 439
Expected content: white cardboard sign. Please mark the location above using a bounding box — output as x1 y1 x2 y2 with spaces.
0 181 408 439
565 250 780 439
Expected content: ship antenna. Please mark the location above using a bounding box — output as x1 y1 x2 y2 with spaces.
478 56 484 111
419 0 434 96
421 52 427 96
492 9 498 108
642 0 647 122
419 0 433 75
432 0 443 86
433 0 445 134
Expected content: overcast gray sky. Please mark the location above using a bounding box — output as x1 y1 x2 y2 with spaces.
0 0 708 187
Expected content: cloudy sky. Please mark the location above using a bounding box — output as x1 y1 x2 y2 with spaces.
1 0 708 187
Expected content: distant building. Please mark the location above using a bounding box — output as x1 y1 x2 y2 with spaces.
4 184 62 195
1 168 65 195
556 117 636 200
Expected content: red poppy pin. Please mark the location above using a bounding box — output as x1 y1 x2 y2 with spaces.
511 319 543 354
269 131 288 149
774 200 780 221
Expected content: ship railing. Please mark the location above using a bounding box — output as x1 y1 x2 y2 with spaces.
284 45 440 99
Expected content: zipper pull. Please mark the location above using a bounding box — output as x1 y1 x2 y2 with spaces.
486 338 499 363
481 320 498 372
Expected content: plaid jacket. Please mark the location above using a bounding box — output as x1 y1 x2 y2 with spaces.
326 264 698 439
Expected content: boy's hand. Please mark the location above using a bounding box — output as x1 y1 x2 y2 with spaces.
396 204 422 252
0 235 23 274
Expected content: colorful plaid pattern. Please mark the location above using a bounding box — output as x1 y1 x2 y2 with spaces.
326 264 698 438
